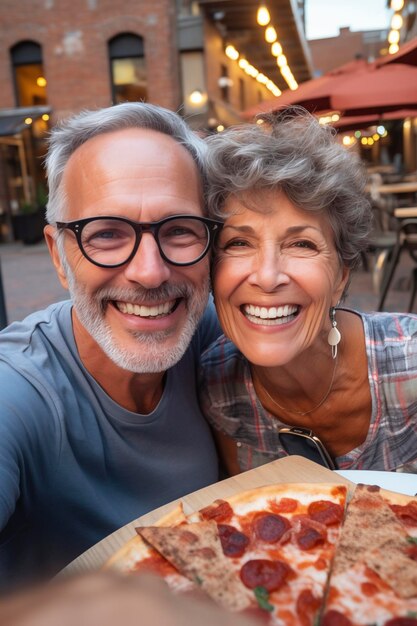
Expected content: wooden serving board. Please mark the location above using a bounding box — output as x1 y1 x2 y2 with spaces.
59 456 353 577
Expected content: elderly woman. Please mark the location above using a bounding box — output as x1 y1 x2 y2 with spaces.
200 107 417 475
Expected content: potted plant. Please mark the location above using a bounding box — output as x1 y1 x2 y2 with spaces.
11 185 47 245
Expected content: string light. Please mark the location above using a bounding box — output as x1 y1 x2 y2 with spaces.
256 5 270 26
224 43 282 98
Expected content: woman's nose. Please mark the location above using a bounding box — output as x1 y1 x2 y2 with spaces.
123 233 171 288
247 246 290 292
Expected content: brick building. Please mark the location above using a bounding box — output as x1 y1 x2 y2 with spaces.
0 0 311 242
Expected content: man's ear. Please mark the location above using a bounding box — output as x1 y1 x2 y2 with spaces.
44 225 69 290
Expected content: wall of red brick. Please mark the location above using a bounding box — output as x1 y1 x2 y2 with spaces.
0 0 180 122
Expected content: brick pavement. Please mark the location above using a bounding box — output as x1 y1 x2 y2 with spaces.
0 239 415 325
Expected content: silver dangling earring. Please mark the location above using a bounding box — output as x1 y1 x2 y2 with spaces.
327 306 341 359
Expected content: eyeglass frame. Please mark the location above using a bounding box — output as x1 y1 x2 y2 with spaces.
55 214 223 268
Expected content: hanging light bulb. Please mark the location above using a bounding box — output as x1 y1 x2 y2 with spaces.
271 41 282 57
265 26 277 43
257 5 270 26
391 12 403 29
388 29 400 44
390 0 404 10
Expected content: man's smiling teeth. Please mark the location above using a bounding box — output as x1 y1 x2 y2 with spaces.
116 300 176 317
243 304 298 325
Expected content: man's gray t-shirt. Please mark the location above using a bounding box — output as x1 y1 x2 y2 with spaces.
0 300 220 590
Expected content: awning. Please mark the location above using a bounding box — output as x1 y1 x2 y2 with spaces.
0 106 51 137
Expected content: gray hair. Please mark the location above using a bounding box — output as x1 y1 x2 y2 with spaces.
205 107 372 270
45 102 207 223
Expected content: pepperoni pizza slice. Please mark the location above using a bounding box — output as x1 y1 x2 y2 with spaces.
321 484 417 626
133 483 347 625
104 503 196 594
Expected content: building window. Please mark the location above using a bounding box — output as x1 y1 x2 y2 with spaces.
220 64 230 103
108 33 147 104
239 78 246 111
10 41 47 107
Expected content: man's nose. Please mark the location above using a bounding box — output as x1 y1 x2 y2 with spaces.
123 232 171 288
247 246 290 292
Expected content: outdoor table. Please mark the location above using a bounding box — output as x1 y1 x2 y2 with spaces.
394 207 417 219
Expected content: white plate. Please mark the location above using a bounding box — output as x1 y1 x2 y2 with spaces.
335 470 417 496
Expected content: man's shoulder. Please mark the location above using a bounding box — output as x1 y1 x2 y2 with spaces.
0 300 71 349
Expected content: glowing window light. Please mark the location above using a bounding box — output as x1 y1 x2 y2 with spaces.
225 45 239 60
239 58 249 69
257 5 270 26
390 0 404 10
391 13 403 29
42 114 49 121
265 26 277 43
388 29 400 44
389 43 400 54
36 76 47 87
24 117 32 125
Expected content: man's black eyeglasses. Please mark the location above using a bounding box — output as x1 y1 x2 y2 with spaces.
56 215 223 268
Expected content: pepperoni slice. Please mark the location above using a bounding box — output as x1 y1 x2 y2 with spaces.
390 502 417 527
218 524 250 557
271 497 298 514
321 609 353 626
308 500 344 526
296 589 321 626
253 514 291 543
199 499 233 523
384 617 417 626
240 559 290 592
407 544 417 561
296 525 326 550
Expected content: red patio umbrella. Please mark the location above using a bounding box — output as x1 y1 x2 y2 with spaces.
243 60 417 119
331 63 417 116
377 36 417 67
242 58 369 118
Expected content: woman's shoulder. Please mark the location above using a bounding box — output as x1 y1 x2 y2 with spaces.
343 307 417 342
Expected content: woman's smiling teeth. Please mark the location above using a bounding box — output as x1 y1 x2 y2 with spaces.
243 303 299 325
116 300 176 318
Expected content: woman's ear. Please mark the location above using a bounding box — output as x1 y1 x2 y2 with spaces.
334 264 350 305
44 225 69 290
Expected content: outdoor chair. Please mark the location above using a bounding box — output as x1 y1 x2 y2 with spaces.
377 218 417 313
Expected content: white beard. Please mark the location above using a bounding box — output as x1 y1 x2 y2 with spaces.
62 257 210 373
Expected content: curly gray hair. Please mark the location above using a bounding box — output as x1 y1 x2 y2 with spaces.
205 107 372 270
45 102 207 224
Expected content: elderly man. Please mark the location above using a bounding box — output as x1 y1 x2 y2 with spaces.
0 103 222 590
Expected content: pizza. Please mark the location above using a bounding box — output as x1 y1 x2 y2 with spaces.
321 484 417 626
104 482 417 625
106 482 347 623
